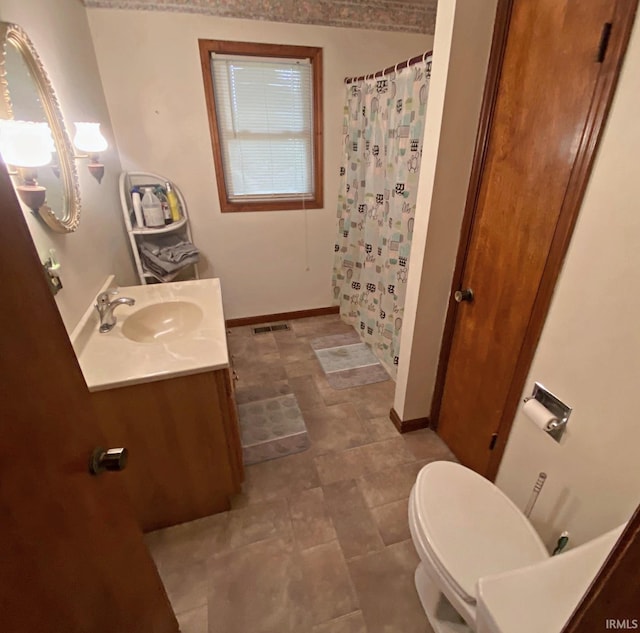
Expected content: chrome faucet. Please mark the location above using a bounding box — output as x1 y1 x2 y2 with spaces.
96 289 135 333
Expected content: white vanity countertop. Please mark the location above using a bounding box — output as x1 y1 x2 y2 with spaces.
71 277 229 392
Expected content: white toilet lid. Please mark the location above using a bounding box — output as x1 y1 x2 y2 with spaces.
413 461 549 605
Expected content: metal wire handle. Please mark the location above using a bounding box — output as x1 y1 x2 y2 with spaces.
524 472 547 518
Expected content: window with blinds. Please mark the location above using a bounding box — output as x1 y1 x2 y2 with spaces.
199 41 323 212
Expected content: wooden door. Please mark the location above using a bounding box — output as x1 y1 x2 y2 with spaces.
0 166 179 633
436 0 634 476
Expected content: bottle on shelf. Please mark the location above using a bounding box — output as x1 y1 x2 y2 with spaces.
165 182 181 222
155 186 172 225
131 190 144 228
141 187 164 228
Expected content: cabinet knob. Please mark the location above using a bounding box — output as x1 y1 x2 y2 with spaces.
89 447 129 475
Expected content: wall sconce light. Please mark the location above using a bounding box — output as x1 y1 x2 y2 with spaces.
0 120 54 212
73 122 108 183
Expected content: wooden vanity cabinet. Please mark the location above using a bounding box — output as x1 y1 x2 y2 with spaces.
91 368 243 532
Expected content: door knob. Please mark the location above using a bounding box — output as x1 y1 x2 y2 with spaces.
89 447 129 475
454 288 474 303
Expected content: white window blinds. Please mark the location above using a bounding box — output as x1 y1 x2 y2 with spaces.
210 54 315 202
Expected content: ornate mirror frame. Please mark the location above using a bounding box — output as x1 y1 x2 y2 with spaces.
0 22 81 232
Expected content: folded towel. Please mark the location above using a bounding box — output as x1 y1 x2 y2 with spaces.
142 263 193 284
138 234 200 277
143 234 199 256
161 242 199 263
145 241 198 260
141 253 199 278
140 245 199 275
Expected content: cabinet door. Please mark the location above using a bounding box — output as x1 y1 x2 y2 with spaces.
220 368 245 485
93 372 237 531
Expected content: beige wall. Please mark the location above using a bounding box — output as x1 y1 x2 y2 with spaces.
86 8 432 319
496 16 640 549
394 0 497 420
0 0 135 333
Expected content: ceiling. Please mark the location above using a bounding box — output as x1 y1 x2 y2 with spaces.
82 0 438 35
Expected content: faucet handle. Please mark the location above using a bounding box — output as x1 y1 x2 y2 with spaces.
96 288 119 305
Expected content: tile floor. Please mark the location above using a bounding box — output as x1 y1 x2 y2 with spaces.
144 314 457 633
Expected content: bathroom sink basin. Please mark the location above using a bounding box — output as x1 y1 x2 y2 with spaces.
122 301 204 343
71 277 228 391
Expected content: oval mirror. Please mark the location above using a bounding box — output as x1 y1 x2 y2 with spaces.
0 22 81 232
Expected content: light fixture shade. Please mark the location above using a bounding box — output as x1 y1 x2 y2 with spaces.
73 122 108 153
0 120 54 168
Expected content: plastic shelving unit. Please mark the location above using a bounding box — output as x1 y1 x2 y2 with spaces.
119 171 199 285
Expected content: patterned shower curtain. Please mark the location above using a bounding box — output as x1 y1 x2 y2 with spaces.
331 55 432 377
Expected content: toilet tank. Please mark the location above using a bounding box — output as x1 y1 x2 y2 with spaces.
475 524 625 633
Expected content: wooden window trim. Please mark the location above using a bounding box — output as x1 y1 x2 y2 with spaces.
198 39 324 213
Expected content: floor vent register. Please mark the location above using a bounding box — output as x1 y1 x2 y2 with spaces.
252 323 290 335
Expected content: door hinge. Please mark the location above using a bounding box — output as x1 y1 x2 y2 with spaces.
597 22 612 63
489 433 498 451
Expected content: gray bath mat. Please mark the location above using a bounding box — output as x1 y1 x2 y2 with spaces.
311 334 390 390
321 363 390 390
315 343 379 373
310 331 361 350
237 394 310 465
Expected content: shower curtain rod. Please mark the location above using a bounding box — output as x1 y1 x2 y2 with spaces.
344 50 432 84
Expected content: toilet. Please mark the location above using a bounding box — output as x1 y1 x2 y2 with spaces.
475 522 625 633
408 461 625 633
408 461 550 632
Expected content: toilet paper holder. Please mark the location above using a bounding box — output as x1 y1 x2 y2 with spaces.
524 382 572 442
